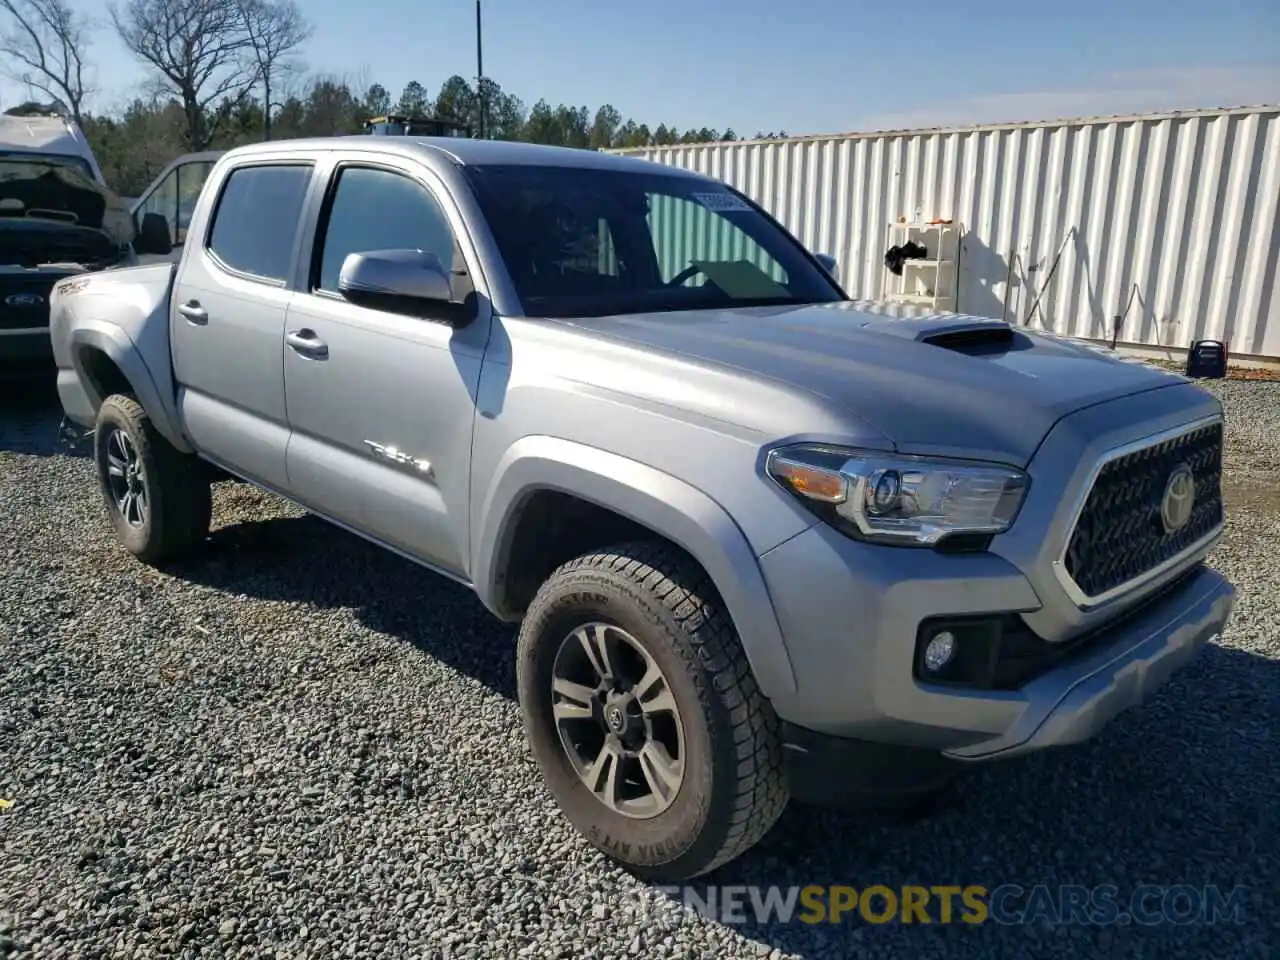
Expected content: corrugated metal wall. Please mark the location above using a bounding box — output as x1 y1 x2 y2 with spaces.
609 106 1280 359
597 197 789 284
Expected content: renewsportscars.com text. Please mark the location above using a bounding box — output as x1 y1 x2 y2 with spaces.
634 883 1250 927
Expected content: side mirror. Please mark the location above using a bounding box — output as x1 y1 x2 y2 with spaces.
338 248 467 324
814 252 838 277
133 212 173 256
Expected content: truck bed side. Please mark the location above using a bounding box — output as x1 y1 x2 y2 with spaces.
48 262 190 452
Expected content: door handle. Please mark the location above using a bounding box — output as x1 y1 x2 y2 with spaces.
178 301 208 325
286 329 329 360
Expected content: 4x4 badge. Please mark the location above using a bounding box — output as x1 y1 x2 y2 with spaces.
363 440 433 477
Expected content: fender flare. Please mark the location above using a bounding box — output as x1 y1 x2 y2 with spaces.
472 435 798 699
68 321 193 453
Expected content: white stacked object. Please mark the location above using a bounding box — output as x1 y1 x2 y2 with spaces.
882 220 961 312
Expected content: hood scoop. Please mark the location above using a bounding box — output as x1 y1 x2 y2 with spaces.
918 320 1021 355
848 310 1020 354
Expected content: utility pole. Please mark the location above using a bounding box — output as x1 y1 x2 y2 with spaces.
476 0 486 139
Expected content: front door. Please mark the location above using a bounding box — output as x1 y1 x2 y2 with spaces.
282 157 490 576
170 160 314 489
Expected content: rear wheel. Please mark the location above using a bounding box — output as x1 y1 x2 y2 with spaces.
517 541 788 881
93 394 211 564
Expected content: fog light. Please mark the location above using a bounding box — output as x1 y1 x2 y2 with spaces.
923 631 957 673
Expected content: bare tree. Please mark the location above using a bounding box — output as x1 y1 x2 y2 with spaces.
237 0 311 140
0 0 93 126
110 0 256 150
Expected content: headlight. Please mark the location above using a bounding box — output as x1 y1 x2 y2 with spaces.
766 444 1029 547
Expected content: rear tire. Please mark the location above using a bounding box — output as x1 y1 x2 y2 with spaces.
93 394 211 564
516 541 788 881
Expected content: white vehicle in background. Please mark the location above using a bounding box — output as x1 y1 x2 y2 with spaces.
0 112 170 373
1 111 108 182
128 151 224 264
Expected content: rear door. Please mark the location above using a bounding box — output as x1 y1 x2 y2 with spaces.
282 153 490 575
170 158 315 489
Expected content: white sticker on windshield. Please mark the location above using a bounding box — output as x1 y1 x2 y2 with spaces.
691 192 752 213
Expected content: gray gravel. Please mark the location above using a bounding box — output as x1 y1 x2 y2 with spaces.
1 377 1276 960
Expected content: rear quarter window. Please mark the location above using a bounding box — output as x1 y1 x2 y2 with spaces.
206 163 313 282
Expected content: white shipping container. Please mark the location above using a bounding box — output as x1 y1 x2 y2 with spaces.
609 106 1280 361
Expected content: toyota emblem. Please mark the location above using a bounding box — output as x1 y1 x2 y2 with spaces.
1160 464 1196 534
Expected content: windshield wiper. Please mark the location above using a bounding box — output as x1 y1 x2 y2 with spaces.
639 296 812 314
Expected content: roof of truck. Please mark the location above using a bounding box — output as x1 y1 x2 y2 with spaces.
223 134 713 178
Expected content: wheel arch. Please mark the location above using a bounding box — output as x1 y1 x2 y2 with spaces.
472 435 798 699
67 322 193 453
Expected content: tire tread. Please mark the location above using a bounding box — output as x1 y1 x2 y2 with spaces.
96 394 211 563
543 540 788 877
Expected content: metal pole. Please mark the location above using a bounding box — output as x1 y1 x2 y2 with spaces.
476 0 486 139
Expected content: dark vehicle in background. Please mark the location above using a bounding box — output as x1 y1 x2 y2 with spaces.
1 113 171 377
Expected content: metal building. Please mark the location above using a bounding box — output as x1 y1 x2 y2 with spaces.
609 105 1280 362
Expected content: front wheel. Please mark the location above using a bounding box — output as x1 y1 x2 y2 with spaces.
516 542 789 881
93 394 212 564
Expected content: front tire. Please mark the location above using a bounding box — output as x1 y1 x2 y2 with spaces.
516 542 788 881
93 394 211 564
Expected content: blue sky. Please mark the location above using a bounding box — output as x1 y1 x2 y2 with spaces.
2 0 1277 135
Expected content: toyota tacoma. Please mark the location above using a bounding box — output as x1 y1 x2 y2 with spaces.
49 136 1236 880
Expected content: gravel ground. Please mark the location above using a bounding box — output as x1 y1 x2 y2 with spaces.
1 376 1276 960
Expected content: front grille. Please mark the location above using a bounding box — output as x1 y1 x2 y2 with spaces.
1062 420 1223 601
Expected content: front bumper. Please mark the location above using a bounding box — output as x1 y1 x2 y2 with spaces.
779 721 963 806
0 327 54 371
944 563 1233 761
757 520 1235 761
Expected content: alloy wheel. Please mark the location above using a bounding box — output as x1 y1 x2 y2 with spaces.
550 622 686 819
104 428 147 528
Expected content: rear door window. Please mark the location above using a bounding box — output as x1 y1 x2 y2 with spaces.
207 163 313 283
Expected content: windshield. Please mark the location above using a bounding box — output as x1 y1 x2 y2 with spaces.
462 164 844 318
0 152 104 227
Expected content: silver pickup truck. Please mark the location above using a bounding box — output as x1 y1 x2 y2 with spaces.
49 136 1236 881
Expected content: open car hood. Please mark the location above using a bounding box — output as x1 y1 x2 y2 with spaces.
0 160 135 251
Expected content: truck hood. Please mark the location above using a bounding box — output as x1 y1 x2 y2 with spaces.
0 156 135 267
548 300 1185 466
0 219 129 270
